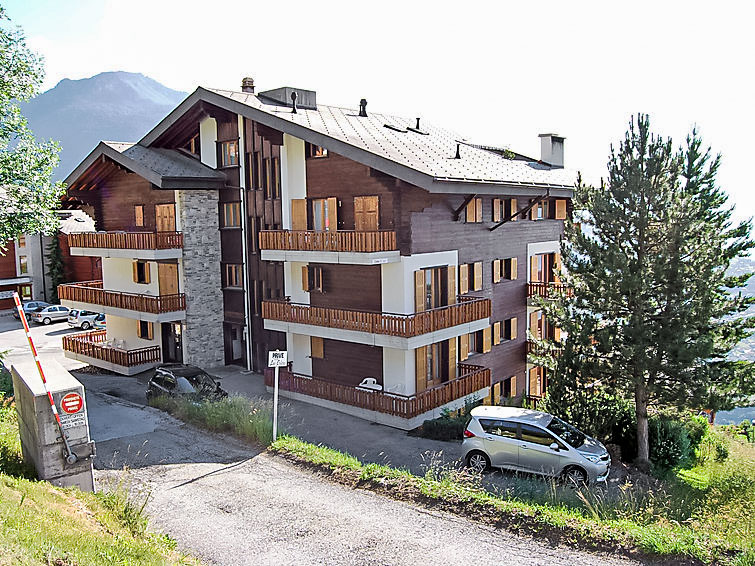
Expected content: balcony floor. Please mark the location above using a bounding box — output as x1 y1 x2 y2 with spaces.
70 246 182 260
261 249 399 265
63 349 159 376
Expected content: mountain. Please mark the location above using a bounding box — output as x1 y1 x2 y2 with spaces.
20 71 187 181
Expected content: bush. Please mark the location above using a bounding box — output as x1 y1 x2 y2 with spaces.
682 414 709 453
649 417 691 470
417 398 481 441
697 431 730 464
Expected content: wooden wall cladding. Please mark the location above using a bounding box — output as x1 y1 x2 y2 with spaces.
93 169 176 232
308 264 382 312
312 339 383 387
0 240 16 278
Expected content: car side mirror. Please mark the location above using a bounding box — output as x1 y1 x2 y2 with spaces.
549 442 560 451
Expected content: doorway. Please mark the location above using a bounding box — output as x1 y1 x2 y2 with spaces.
354 196 379 231
161 322 183 363
155 203 176 232
158 262 179 295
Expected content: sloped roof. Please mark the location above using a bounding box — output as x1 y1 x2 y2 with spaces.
57 209 95 234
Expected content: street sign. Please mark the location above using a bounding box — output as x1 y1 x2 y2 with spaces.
268 350 288 367
60 393 83 414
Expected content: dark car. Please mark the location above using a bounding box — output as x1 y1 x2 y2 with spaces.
13 301 50 320
146 364 227 402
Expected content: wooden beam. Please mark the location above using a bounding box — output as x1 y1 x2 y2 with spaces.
488 189 550 232
452 194 477 221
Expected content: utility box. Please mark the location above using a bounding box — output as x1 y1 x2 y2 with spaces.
11 359 95 491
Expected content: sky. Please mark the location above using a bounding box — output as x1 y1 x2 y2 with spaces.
4 0 754 225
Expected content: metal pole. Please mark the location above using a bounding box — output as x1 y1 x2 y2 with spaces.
272 364 279 441
12 292 77 464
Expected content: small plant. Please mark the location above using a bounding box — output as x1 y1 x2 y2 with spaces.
96 471 151 537
649 417 691 470
416 398 481 441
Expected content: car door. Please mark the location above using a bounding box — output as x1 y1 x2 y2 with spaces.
56 306 70 321
478 418 519 469
517 423 561 476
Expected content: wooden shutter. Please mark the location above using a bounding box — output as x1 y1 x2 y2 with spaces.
155 204 176 232
326 197 338 231
510 257 518 280
414 270 425 313
132 261 138 283
530 205 537 221
493 259 501 283
493 199 501 222
554 325 561 342
134 205 144 227
147 322 153 340
415 346 427 394
465 199 476 222
355 196 379 231
553 253 562 283
460 334 469 361
473 262 482 291
459 264 469 295
510 375 517 397
158 263 179 295
529 311 539 338
311 336 324 359
555 199 567 220
291 199 307 231
447 265 456 305
530 256 538 282
510 317 518 340
448 337 457 380
301 265 310 291
482 326 492 353
529 368 540 396
510 198 518 221
493 321 501 345
475 198 483 222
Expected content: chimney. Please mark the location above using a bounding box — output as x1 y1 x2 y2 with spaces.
241 77 255 93
359 99 368 117
538 133 565 168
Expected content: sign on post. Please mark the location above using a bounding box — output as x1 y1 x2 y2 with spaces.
268 350 287 442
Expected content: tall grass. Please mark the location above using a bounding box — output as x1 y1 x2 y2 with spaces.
150 395 274 445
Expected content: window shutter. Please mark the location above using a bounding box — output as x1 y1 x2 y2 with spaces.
147 322 154 340
493 321 501 345
555 199 567 220
448 337 457 379
510 317 518 340
475 198 483 222
326 197 338 231
482 326 492 353
447 265 456 305
493 259 501 283
143 262 151 284
460 334 469 361
554 325 561 342
134 205 144 227
530 256 538 282
136 320 142 339
529 368 540 396
510 198 518 221
311 336 324 359
473 262 483 291
511 257 518 280
459 264 469 295
465 199 476 222
301 265 310 291
510 375 517 397
415 346 427 393
529 311 539 338
414 270 425 313
291 199 307 231
493 199 501 222
132 261 138 283
553 253 562 283
530 205 537 221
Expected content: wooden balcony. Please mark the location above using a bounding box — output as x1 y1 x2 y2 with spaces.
69 231 183 250
62 330 161 374
527 281 573 299
58 281 185 315
264 363 490 420
262 296 491 338
259 230 397 253
526 339 563 356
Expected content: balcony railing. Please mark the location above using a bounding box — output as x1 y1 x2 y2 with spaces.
58 281 186 314
527 281 573 299
68 231 183 250
264 363 490 419
62 330 161 368
526 339 563 356
259 230 398 253
262 296 490 338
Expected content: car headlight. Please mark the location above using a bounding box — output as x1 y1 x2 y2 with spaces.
581 453 600 463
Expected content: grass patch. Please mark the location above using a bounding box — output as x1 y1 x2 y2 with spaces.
149 394 273 446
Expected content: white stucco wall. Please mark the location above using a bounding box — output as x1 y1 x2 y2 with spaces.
382 348 415 395
101 257 159 296
280 133 307 230
380 250 458 314
199 116 218 169
284 261 310 304
105 313 160 350
289 332 312 375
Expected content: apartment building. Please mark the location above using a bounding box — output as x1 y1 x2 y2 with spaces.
60 78 573 428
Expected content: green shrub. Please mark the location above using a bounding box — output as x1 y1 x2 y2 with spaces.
649 417 691 470
697 431 730 464
682 414 709 453
417 398 480 441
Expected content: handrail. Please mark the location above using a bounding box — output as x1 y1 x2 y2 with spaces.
527 281 573 299
261 296 490 337
259 230 398 252
68 231 183 250
62 330 161 367
58 281 186 314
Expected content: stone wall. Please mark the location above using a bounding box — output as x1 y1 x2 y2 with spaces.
176 189 225 368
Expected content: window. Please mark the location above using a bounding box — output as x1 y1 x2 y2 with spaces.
132 260 150 284
555 199 567 220
225 264 243 288
459 261 482 294
254 151 262 189
503 257 517 280
264 158 272 198
220 140 239 167
459 263 469 295
306 143 328 158
310 336 324 359
223 202 241 227
520 423 556 446
134 205 144 227
504 317 518 340
465 198 483 223
479 419 518 438
19 284 31 300
469 330 484 355
301 265 323 292
17 235 25 247
530 201 547 221
186 134 200 157
503 375 517 398
492 198 519 222
137 320 154 340
18 256 28 275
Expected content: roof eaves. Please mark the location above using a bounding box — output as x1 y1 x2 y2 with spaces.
63 141 164 189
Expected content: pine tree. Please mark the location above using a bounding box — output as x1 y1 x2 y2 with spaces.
540 114 755 470
46 231 65 303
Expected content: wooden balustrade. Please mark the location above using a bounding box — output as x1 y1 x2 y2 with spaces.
264 363 490 419
262 296 490 338
526 339 563 356
62 330 161 368
68 231 183 250
527 281 573 299
259 230 397 252
58 281 185 314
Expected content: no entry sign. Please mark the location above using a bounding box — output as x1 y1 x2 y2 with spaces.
60 393 83 414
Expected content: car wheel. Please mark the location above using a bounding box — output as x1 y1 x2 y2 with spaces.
81 322 91 330
465 451 491 474
561 466 588 488
43 317 51 325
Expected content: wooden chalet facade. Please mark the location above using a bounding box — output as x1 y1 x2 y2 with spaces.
60 79 573 428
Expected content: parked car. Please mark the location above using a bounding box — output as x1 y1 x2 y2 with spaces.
146 364 227 402
30 305 71 325
67 309 102 330
92 313 106 330
461 406 610 486
13 301 50 320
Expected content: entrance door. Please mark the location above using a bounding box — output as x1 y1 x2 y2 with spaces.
158 263 179 295
312 197 337 231
155 204 176 232
161 322 183 363
354 196 379 231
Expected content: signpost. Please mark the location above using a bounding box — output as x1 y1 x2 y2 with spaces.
268 350 287 442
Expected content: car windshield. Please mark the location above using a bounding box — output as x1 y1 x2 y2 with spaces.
546 416 586 448
187 372 218 393
175 376 198 394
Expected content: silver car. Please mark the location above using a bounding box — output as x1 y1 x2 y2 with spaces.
67 309 101 330
461 406 610 486
30 305 70 325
